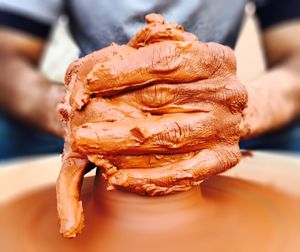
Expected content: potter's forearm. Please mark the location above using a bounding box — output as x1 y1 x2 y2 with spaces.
240 54 300 139
0 50 65 137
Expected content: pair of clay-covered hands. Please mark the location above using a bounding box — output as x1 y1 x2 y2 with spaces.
57 14 247 238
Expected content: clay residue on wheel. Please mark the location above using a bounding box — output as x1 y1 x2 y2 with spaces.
57 13 248 238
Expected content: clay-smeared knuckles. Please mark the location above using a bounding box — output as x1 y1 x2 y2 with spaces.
57 13 247 238
74 110 241 155
84 41 236 97
65 44 136 110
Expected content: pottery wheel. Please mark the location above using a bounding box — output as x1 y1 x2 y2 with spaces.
0 175 299 252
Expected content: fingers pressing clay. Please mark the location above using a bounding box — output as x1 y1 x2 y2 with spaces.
106 145 241 195
85 41 236 96
74 110 240 155
57 13 248 238
65 45 135 109
56 144 92 238
65 11 237 108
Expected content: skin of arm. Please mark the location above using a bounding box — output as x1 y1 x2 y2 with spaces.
240 21 300 139
0 28 65 137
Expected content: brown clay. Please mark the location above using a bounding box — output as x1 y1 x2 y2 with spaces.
1 13 299 252
1 174 300 252
57 13 248 237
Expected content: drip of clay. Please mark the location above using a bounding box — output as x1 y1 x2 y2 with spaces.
57 13 248 238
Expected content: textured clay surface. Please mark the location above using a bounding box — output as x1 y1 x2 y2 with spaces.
57 13 247 237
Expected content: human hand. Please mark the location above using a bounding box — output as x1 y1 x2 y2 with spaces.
57 13 247 238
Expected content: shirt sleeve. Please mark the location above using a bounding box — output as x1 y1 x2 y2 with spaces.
0 0 63 39
256 0 300 30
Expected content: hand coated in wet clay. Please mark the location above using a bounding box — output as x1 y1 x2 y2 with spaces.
57 13 248 238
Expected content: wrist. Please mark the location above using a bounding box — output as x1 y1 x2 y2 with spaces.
240 68 300 139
